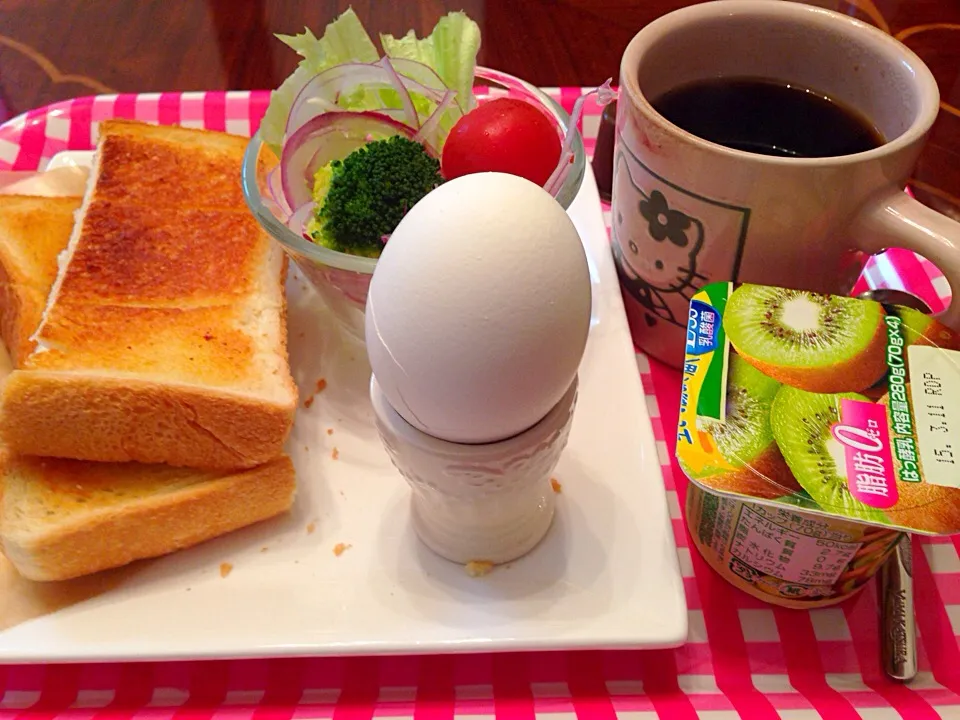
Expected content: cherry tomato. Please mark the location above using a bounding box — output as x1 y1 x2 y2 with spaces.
441 98 562 187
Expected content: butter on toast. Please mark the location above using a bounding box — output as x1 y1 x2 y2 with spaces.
0 195 80 366
0 193 296 582
0 120 298 469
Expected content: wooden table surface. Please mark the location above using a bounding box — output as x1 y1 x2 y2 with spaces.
0 0 957 219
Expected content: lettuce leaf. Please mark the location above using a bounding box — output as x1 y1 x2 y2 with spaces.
261 8 379 156
380 12 481 113
262 9 482 157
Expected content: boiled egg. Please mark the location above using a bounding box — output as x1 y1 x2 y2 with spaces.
365 171 591 444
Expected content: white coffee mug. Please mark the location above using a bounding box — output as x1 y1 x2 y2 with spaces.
611 0 960 368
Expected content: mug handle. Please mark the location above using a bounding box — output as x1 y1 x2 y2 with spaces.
849 188 960 330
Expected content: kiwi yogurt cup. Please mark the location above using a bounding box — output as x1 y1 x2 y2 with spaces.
676 281 960 608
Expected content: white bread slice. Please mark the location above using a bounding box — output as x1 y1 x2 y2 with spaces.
0 120 298 469
0 452 295 582
0 195 297 582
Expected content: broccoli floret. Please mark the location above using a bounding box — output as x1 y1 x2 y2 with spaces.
308 135 443 257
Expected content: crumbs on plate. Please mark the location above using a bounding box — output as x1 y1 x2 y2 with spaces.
219 562 233 578
465 560 495 577
550 477 562 493
306 521 317 535
302 378 328 408
327 428 334 435
331 447 339 460
333 542 352 557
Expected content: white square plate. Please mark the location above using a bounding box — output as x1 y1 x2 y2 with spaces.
0 157 687 661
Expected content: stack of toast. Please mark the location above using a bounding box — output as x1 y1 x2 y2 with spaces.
0 120 299 582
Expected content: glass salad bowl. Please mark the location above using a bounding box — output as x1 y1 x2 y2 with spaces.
241 66 587 343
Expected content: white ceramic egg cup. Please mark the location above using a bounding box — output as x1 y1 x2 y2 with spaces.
371 376 578 565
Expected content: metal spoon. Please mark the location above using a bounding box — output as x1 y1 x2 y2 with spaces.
858 288 924 683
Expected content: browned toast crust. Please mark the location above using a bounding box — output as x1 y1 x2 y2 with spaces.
56 201 271 307
26 302 276 387
94 120 251 210
0 130 300 583
0 195 79 365
1 371 294 469
1 121 297 468
0 195 79 288
0 454 296 582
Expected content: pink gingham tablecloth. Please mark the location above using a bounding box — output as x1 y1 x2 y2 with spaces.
0 89 958 720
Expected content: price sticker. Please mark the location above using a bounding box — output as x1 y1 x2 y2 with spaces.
906 345 960 488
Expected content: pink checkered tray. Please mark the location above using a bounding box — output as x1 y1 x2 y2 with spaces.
0 90 958 718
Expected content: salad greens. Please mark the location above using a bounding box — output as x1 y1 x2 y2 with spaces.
379 13 481 114
261 9 379 156
261 8 481 157
259 6 604 260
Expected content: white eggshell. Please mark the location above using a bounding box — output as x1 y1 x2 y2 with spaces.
365 171 591 444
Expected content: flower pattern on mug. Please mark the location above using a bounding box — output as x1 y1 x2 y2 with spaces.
640 190 692 247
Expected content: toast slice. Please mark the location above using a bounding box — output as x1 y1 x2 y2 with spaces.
0 120 298 469
0 452 295 582
0 195 297 582
0 195 81 366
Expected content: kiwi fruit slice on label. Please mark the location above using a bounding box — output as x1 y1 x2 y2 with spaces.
687 354 800 499
770 386 888 524
893 305 960 351
724 284 887 393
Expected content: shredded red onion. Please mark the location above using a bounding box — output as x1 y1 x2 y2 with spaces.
472 68 545 110
376 56 419 129
543 79 615 196
286 63 382 138
265 165 290 215
280 111 419 210
414 90 457 149
287 201 316 237
275 58 464 226
285 60 452 140
390 59 462 111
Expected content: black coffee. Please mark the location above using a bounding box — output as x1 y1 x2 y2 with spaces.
651 77 884 158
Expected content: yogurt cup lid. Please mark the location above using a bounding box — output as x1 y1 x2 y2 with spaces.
676 281 960 535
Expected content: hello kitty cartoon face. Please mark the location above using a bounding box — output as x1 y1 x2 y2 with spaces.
611 151 707 328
